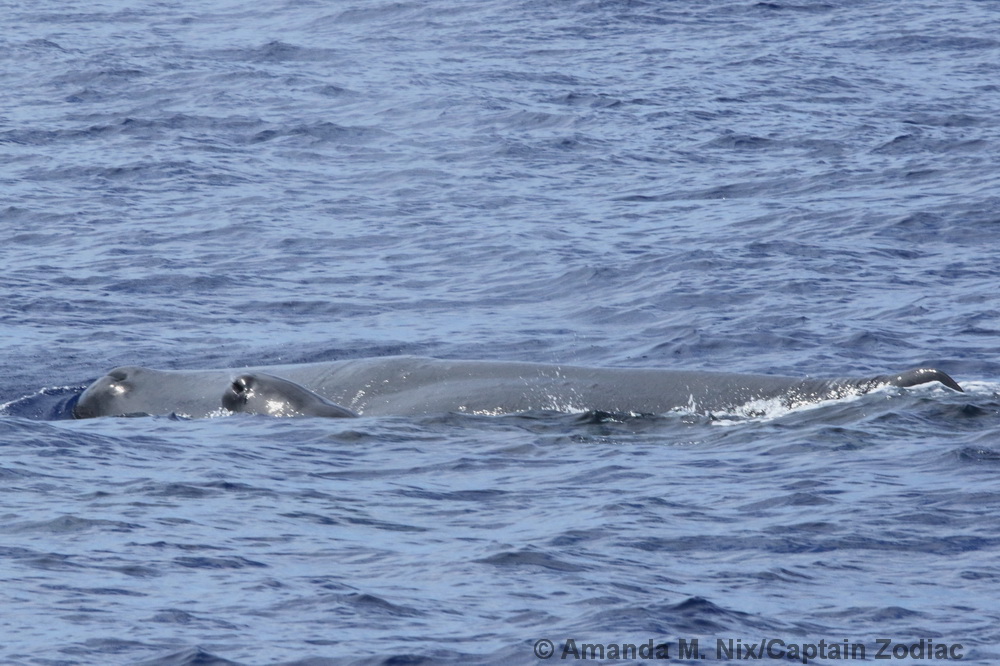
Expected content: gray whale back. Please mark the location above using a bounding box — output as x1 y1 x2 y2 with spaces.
72 355 963 419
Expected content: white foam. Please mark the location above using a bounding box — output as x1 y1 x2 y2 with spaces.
0 385 79 416
701 378 973 426
955 380 1000 395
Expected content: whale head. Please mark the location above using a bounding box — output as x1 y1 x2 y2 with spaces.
74 366 153 418
223 373 357 418
74 366 227 418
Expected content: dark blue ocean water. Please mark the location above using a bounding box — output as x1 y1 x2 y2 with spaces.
3 0 1000 664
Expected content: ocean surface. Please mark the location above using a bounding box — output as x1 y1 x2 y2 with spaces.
2 0 1000 663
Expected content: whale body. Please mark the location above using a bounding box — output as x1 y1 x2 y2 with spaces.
72 355 963 419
